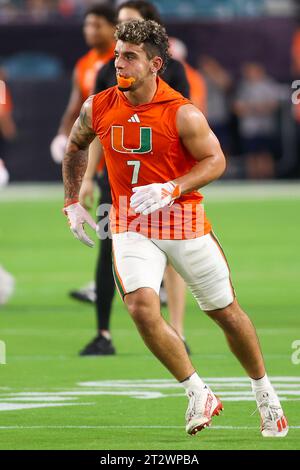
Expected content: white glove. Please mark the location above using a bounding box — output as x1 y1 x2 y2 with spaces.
130 181 181 215
0 159 9 188
63 202 97 247
50 134 68 164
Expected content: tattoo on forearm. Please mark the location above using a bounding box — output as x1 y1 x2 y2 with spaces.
62 96 96 202
63 149 88 201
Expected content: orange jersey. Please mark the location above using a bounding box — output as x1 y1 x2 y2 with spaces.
0 82 12 117
292 30 300 122
292 30 300 69
75 45 115 101
183 62 207 114
92 78 211 239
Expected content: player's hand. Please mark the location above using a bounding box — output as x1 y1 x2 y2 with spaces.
0 159 9 188
79 178 95 210
63 202 97 247
50 134 68 164
130 181 181 215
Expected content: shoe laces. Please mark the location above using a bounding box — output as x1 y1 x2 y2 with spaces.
186 390 205 421
251 393 282 430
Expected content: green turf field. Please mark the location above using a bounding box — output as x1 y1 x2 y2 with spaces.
0 183 300 450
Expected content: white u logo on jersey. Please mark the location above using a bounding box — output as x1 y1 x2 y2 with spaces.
111 126 152 154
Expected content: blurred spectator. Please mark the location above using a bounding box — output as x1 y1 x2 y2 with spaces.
0 72 16 142
291 24 300 122
50 3 116 164
291 23 300 171
0 66 17 307
25 0 57 20
233 62 279 179
0 0 295 22
0 0 116 22
291 23 300 76
0 68 17 186
169 37 207 113
199 55 232 153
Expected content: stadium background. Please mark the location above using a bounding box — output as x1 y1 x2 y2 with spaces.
0 0 300 451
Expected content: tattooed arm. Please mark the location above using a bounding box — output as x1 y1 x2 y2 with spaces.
62 95 96 205
62 96 98 247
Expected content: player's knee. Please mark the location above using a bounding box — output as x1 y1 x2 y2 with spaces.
125 288 158 325
206 299 245 330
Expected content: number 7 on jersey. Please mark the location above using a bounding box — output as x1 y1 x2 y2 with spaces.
127 160 141 185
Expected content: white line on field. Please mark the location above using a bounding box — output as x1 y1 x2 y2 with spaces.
0 425 299 430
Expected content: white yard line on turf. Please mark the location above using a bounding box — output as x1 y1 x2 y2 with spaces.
0 425 299 430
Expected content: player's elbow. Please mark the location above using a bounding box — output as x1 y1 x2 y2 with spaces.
65 140 79 156
213 151 226 180
218 152 227 178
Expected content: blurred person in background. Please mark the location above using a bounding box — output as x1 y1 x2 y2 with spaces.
169 36 207 114
0 69 16 306
76 0 192 357
199 56 232 155
25 0 57 21
50 3 116 164
0 68 16 186
291 21 300 77
233 62 279 179
291 20 300 163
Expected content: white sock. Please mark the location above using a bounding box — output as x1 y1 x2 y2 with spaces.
251 375 281 406
250 374 272 392
181 372 206 392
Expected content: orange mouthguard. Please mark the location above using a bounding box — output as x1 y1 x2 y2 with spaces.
117 76 135 88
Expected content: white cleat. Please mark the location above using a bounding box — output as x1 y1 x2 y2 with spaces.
185 385 223 436
255 390 288 437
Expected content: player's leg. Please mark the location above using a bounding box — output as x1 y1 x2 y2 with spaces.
206 298 288 437
80 171 116 356
163 265 190 353
202 234 287 436
125 287 193 380
112 232 194 380
157 233 265 375
95 236 115 335
205 298 265 379
126 286 222 435
163 264 185 338
159 232 288 436
95 170 115 337
199 232 265 378
79 234 116 356
113 232 223 435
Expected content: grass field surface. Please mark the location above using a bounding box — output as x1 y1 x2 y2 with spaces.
0 183 299 450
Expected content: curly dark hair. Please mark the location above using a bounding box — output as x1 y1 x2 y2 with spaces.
115 20 170 74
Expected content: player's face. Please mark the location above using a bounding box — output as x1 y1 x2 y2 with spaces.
117 7 143 23
115 41 157 91
83 14 115 48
